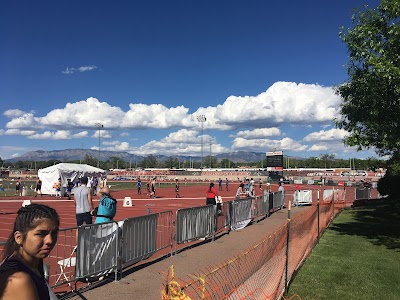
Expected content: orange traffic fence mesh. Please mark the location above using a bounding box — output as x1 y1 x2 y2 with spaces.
161 224 288 300
161 199 343 300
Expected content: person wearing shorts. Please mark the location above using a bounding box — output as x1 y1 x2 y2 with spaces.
34 179 42 197
150 177 156 198
137 178 142 194
73 176 94 226
15 179 21 196
175 178 180 198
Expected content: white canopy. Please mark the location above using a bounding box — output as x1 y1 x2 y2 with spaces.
37 163 106 195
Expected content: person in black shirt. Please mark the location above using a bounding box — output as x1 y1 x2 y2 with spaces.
34 179 42 197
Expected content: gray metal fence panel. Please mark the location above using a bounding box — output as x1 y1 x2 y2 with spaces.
47 226 79 287
294 190 313 205
355 188 370 200
252 193 269 220
215 201 231 233
262 190 270 216
176 205 216 244
272 191 284 210
76 221 120 280
121 214 158 267
231 198 253 230
154 211 174 251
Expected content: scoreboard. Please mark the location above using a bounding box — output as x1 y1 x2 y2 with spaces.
266 151 283 170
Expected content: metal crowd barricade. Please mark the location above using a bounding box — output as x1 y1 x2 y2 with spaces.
231 198 253 230
215 201 232 234
47 226 79 288
76 221 120 282
175 205 216 244
272 191 284 210
322 188 335 202
252 191 270 222
121 213 155 267
294 190 313 205
355 188 370 200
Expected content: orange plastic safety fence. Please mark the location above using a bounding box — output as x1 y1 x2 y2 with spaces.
161 198 349 300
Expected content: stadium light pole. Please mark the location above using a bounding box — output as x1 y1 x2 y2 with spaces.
95 122 103 168
196 115 206 169
209 139 212 168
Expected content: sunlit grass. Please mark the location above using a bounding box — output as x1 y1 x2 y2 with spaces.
287 198 400 300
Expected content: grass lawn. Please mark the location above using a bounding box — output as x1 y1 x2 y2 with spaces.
287 197 400 300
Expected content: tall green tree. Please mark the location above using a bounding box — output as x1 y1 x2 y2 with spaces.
141 155 158 168
336 0 400 158
82 154 97 167
204 156 218 168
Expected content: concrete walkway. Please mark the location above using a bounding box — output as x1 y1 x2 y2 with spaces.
61 206 306 300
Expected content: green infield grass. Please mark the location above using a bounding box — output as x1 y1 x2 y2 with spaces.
287 198 400 300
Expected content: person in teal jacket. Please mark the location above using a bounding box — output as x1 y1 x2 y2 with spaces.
94 187 117 224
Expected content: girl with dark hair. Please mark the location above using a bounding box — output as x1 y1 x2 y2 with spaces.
205 182 218 206
0 204 59 300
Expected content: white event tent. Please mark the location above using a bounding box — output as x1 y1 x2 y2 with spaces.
37 163 106 195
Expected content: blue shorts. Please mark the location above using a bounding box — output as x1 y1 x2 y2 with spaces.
76 212 93 226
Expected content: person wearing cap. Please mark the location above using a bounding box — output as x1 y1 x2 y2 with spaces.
94 186 117 224
73 176 94 226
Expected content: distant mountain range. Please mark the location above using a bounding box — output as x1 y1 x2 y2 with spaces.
5 149 285 164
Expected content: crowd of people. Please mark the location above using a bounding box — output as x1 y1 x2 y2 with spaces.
47 176 107 199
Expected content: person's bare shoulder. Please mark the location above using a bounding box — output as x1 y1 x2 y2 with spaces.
2 271 39 300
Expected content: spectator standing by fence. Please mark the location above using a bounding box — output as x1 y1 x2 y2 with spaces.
94 187 117 224
0 204 60 300
73 176 94 226
206 182 218 206
236 182 245 200
278 182 285 195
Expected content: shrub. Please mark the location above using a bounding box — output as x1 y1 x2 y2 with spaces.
377 175 400 197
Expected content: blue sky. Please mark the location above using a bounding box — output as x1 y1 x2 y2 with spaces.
0 0 382 160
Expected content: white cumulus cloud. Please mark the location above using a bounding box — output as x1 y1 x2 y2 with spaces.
4 109 26 118
28 130 71 140
62 65 98 74
236 128 281 139
303 128 348 142
233 137 307 152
